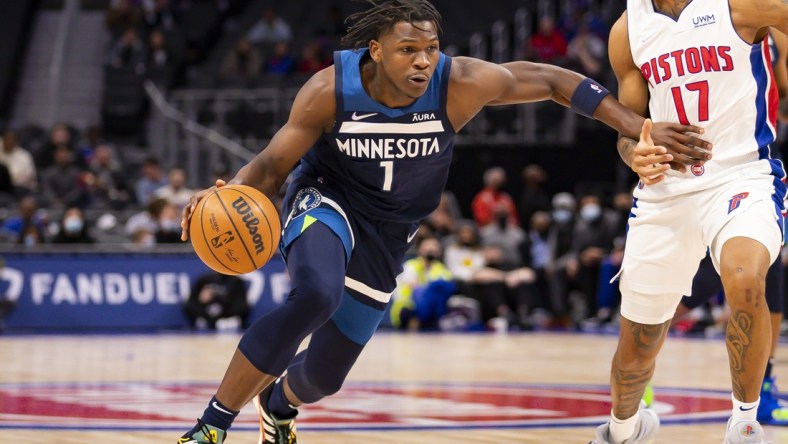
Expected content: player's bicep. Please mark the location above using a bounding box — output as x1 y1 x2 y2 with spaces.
259 70 334 176
739 0 788 36
260 122 322 176
772 29 788 98
487 62 555 105
609 14 649 117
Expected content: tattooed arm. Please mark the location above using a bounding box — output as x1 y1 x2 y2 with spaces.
609 14 673 185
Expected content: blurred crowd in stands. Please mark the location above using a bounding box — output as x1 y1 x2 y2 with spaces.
390 164 637 334
3 0 720 335
0 122 201 247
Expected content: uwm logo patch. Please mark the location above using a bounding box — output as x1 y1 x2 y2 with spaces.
0 382 733 431
693 14 716 28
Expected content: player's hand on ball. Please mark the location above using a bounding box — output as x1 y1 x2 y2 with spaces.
181 179 226 241
632 119 672 186
650 121 712 172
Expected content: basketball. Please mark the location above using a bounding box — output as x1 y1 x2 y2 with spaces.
189 184 281 275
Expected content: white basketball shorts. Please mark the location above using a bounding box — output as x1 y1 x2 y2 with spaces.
618 172 784 325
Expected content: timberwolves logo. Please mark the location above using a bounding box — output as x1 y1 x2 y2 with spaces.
210 231 235 248
691 163 705 176
292 188 322 218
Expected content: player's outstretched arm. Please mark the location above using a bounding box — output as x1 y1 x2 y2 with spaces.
771 29 788 121
733 0 788 37
449 53 711 168
180 67 335 240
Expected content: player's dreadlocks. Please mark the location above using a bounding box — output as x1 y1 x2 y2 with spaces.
341 0 443 49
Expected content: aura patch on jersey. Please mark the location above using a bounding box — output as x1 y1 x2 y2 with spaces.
728 192 749 213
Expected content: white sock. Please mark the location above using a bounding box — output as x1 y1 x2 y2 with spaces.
609 410 639 444
730 394 759 425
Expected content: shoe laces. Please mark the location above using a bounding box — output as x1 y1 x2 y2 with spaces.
273 418 296 444
196 418 218 444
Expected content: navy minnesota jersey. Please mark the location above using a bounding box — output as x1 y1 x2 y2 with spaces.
294 49 455 223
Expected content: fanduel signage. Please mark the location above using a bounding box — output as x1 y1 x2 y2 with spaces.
0 253 289 329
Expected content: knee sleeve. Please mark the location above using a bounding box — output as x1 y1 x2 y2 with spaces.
620 289 684 325
287 320 365 404
238 222 347 375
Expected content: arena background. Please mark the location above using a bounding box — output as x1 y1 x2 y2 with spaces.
1 1 788 443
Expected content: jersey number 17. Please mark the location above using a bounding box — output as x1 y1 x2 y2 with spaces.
671 80 710 125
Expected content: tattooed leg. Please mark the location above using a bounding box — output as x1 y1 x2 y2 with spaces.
611 317 671 419
720 237 771 403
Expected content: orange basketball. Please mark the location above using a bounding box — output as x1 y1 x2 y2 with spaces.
189 184 281 275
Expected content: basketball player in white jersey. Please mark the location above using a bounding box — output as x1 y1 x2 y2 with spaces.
591 1 788 444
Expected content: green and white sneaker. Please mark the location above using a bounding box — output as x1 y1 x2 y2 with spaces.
253 384 298 444
178 419 226 444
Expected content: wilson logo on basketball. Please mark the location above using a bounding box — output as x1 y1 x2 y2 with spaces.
232 196 265 255
210 231 235 248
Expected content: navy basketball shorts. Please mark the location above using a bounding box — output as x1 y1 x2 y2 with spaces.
280 183 418 345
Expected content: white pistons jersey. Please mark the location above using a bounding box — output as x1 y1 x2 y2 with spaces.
626 0 785 198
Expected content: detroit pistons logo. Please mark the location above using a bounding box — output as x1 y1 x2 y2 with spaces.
728 192 749 214
691 163 705 176
0 382 735 431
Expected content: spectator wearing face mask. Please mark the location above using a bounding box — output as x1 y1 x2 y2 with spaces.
546 192 577 326
155 202 182 243
52 207 95 244
559 194 619 324
582 191 635 329
1 196 48 245
477 207 539 330
519 211 553 326
471 166 519 228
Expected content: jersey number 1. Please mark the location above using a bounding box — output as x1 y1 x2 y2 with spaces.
379 161 393 192
671 81 709 125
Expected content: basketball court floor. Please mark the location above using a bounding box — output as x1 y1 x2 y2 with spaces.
2 332 788 443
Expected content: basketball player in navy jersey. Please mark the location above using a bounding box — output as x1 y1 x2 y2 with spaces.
594 1 788 444
176 1 712 443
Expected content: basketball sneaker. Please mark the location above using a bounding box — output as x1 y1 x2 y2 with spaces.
589 406 660 444
757 376 788 425
253 384 298 444
723 418 770 444
178 419 226 444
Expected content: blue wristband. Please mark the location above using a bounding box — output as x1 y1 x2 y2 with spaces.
570 78 611 119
